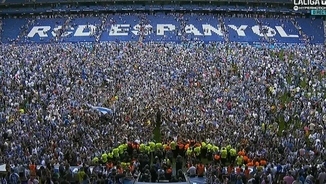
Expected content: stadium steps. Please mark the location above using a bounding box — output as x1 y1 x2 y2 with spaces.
18 18 35 43
254 18 270 43
94 15 108 42
1 19 25 42
218 17 229 42
56 17 72 41
180 16 188 42
290 19 309 44
296 18 324 44
137 14 150 43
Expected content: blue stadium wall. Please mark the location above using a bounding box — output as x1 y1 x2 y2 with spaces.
1 10 325 44
1 14 325 44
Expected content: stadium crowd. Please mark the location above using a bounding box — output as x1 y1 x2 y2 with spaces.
0 12 325 184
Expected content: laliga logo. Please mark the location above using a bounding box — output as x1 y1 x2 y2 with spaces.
293 0 326 10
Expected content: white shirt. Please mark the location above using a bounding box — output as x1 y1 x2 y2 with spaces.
187 166 196 176
267 173 273 184
41 160 46 167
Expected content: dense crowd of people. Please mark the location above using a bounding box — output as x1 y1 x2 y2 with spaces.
0 11 325 184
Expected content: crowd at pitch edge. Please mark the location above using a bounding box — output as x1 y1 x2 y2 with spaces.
0 14 326 184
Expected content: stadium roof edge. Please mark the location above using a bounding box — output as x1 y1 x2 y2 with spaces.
0 6 308 16
0 0 293 6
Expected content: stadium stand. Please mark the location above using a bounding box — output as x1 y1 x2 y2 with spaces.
0 0 325 184
1 14 324 44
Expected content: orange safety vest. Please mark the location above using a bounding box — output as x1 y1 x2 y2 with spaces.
243 156 249 163
184 144 190 150
166 168 172 174
29 164 36 175
238 150 245 156
260 160 267 166
247 161 254 167
165 145 171 150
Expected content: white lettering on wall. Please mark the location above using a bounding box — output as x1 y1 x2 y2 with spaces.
131 24 153 35
156 24 176 36
109 24 130 36
63 27 74 37
228 25 247 37
27 26 51 37
252 25 277 37
202 24 224 36
275 26 299 38
185 24 203 36
74 25 96 36
53 26 74 37
24 23 302 40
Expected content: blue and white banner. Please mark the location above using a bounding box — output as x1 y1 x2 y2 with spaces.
1 15 325 44
88 104 113 115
